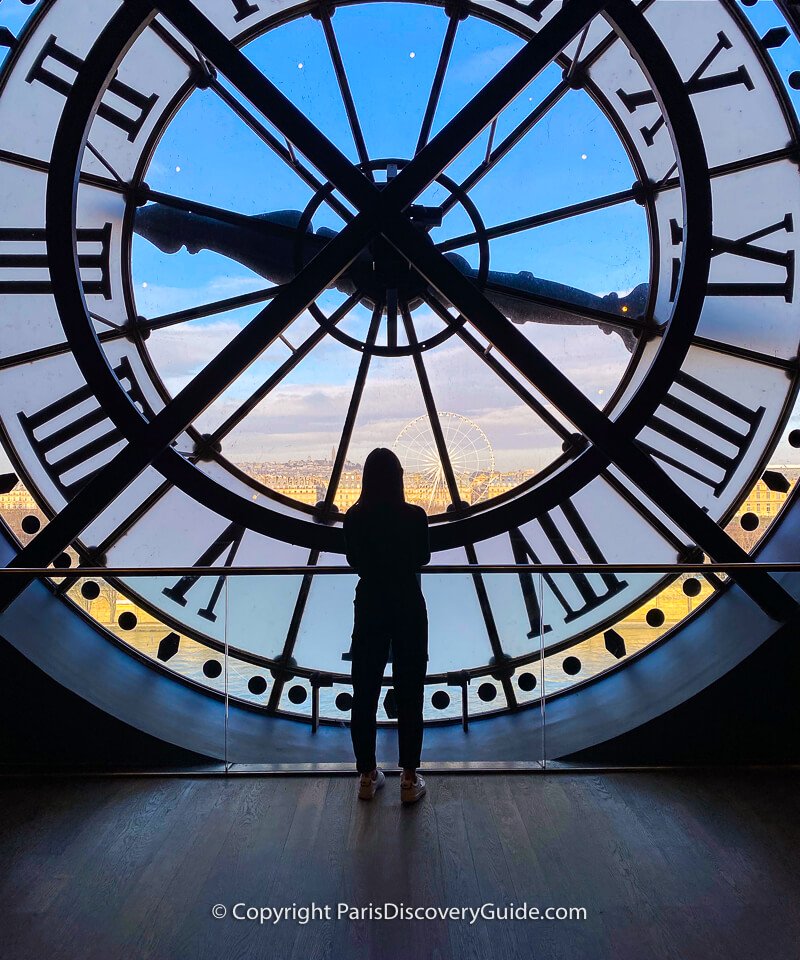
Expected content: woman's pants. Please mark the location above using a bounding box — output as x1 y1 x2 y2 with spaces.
350 582 428 773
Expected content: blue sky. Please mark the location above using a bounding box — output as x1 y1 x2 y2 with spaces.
132 3 648 469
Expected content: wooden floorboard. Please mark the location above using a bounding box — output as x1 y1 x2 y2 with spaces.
1 771 798 960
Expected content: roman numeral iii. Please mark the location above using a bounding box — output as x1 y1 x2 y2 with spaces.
0 224 112 297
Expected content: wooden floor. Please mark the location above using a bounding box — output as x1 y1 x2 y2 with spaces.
1 770 798 960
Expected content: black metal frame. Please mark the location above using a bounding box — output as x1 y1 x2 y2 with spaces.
0 4 792 532
128 0 661 529
10 1 668 556
0 0 797 624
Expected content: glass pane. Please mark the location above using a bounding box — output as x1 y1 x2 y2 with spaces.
475 571 545 767
69 573 228 765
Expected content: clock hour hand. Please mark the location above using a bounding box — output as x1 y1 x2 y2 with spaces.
134 204 647 351
443 252 647 353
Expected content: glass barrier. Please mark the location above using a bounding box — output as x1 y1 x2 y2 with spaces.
223 571 546 770
1 562 800 771
66 571 229 768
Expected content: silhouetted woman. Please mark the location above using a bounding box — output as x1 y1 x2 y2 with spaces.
343 448 430 804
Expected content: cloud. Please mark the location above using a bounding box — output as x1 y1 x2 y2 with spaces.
135 273 269 318
146 320 246 382
135 282 631 470
449 43 521 86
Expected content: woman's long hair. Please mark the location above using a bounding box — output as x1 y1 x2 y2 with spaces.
357 448 405 506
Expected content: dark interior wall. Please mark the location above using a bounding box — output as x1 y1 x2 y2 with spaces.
565 615 800 765
1 615 798 769
0 636 210 768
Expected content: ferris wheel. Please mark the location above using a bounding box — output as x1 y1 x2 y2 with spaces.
394 412 495 514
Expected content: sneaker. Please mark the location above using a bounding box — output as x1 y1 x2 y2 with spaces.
400 773 427 805
358 768 385 800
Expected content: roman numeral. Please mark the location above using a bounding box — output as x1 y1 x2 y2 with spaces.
637 370 765 497
670 215 794 302
230 0 260 21
26 35 158 142
617 32 754 145
510 500 628 635
0 224 112 297
17 358 153 498
162 522 245 622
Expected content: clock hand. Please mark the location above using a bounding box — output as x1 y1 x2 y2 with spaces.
134 203 646 351
134 202 333 285
443 252 648 353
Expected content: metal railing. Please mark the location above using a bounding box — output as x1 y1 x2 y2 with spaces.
2 562 800 576
2 562 797 737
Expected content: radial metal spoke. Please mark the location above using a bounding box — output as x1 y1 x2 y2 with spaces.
657 145 800 193
401 307 463 508
415 9 462 155
142 283 287 333
322 301 384 511
438 8 650 219
437 186 638 252
266 546 320 712
402 306 516 707
317 7 373 178
386 288 398 349
440 81 567 218
0 330 115 372
209 290 364 443
423 292 573 440
689 334 799 372
0 147 127 198
0 285 291 373
209 330 326 444
209 77 355 223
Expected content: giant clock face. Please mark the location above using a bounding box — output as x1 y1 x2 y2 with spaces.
0 0 798 725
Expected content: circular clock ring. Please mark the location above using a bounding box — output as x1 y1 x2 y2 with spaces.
116 1 664 530
44 0 711 555
292 159 489 358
